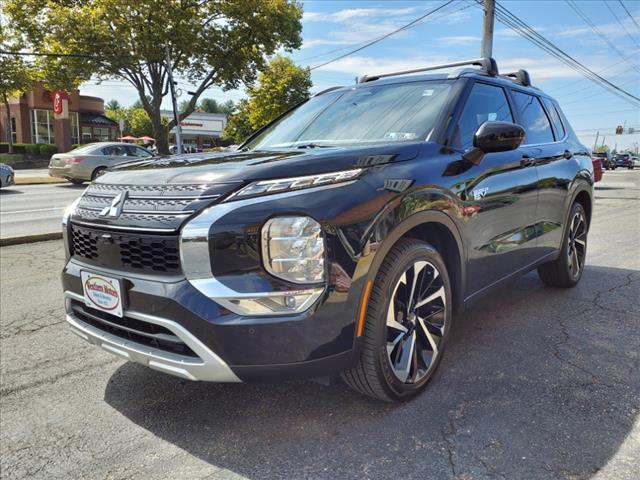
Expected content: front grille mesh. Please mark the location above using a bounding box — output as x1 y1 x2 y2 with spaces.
70 225 181 274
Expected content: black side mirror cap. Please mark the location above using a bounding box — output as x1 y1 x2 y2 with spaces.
463 121 525 165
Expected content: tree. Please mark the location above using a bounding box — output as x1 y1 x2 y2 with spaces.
105 106 158 138
4 0 303 153
0 31 37 153
105 99 121 111
223 56 311 143
199 98 235 114
594 145 610 153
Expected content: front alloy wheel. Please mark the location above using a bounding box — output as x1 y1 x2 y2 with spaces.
342 238 451 402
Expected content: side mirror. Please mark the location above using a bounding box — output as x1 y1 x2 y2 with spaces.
463 121 525 165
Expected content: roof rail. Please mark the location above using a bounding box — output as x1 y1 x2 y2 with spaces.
313 86 343 97
357 57 499 83
501 69 531 87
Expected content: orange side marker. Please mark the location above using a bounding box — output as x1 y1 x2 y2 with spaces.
356 280 373 337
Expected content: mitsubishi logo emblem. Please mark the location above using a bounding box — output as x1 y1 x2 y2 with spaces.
100 192 128 218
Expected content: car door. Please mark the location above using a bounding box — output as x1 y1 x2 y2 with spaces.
450 81 540 295
511 92 575 257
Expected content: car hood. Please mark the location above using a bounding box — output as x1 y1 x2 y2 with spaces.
96 143 422 186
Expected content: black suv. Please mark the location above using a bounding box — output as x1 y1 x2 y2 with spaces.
613 153 633 169
61 58 593 401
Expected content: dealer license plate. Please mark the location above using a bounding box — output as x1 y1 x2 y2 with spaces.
81 271 124 318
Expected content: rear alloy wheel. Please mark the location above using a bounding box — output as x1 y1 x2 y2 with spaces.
342 239 451 402
538 202 587 288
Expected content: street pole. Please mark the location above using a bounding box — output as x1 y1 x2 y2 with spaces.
593 131 599 151
165 45 183 155
481 0 495 58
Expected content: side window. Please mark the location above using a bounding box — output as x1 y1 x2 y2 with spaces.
127 146 152 157
541 97 565 140
454 83 513 150
101 146 114 155
512 91 554 144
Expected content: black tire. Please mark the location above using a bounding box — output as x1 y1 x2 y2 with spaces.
538 202 588 288
91 167 106 181
342 238 452 402
69 179 85 185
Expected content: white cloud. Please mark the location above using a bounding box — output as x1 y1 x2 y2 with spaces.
439 35 479 46
303 7 418 23
301 39 352 49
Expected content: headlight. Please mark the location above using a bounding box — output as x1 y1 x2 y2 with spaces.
261 216 325 284
62 195 83 226
230 169 361 199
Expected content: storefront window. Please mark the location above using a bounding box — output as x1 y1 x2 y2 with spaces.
70 112 80 145
94 127 109 141
81 126 92 143
31 109 55 144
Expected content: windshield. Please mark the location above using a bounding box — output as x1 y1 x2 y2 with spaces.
246 80 453 150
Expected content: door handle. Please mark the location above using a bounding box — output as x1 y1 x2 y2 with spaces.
563 150 573 160
520 154 535 167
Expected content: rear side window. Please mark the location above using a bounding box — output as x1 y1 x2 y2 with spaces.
454 82 514 150
127 146 152 158
541 97 565 140
512 91 554 144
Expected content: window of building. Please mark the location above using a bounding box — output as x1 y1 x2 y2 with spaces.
10 117 17 143
70 112 80 145
94 127 109 141
31 109 55 144
512 91 554 145
81 126 92 142
454 82 514 150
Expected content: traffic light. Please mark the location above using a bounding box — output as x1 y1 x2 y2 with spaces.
615 125 623 135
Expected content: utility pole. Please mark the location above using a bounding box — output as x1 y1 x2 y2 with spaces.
593 131 599 151
481 0 495 58
165 45 183 155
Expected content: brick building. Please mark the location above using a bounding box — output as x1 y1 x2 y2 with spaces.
0 83 118 153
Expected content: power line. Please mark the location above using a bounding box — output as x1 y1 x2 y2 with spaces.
310 0 455 71
603 0 640 49
618 0 640 31
565 0 640 74
483 1 640 107
297 1 470 64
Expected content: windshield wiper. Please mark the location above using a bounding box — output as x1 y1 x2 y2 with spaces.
296 143 333 149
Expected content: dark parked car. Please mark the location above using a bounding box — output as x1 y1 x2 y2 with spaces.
592 151 614 170
61 58 594 401
613 153 633 169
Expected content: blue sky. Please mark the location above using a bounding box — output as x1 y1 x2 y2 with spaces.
82 0 640 151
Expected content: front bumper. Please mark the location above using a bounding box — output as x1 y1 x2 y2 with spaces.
62 259 360 382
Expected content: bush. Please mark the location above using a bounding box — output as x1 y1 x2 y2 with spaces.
39 144 58 156
0 153 24 164
24 144 41 155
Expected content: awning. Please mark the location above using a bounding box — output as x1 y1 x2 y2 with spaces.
80 112 118 126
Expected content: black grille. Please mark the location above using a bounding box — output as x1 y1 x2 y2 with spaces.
71 301 198 358
70 225 181 274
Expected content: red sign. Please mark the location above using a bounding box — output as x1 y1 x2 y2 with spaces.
53 91 68 115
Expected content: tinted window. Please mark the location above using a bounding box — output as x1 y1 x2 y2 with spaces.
512 92 554 144
127 146 153 157
454 83 513 150
541 97 565 140
102 145 128 156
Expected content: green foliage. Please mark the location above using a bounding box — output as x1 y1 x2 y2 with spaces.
4 0 303 152
594 145 610 153
199 98 236 114
24 144 41 155
0 153 24 163
39 144 58 156
105 99 122 111
223 56 311 143
105 106 157 137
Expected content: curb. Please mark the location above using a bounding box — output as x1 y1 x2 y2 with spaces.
15 176 67 185
0 232 63 247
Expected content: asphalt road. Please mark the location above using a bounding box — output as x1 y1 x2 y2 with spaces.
1 170 639 480
0 182 84 239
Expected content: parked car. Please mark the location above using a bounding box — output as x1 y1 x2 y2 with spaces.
0 163 15 188
632 156 640 168
591 157 603 182
592 151 614 170
48 142 155 184
613 153 633 169
60 58 594 402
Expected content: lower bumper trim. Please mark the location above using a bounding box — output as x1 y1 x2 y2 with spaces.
65 291 241 382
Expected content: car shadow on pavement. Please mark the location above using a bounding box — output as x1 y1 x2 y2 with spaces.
0 188 24 195
104 265 639 479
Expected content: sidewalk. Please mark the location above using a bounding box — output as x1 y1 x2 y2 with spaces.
13 168 66 185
